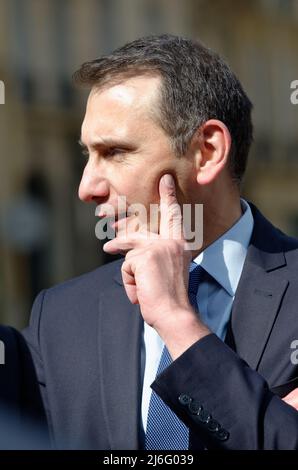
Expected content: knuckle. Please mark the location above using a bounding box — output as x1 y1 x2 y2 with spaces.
166 189 176 199
163 238 181 254
121 261 128 272
125 251 132 260
144 249 156 262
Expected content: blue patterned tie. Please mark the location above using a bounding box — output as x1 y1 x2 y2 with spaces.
145 263 205 450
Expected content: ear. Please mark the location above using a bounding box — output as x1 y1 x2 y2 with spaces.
192 119 231 185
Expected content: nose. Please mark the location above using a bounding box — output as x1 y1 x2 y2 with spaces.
78 161 110 203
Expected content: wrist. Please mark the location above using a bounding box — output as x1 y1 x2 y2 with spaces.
154 308 211 361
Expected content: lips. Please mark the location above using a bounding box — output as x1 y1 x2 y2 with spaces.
96 211 132 234
97 211 128 221
111 213 135 231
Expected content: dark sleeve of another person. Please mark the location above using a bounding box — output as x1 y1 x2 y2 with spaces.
0 325 50 449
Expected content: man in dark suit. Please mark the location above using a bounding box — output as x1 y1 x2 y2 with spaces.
23 34 298 449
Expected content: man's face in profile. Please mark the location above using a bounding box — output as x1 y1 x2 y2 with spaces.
78 75 197 233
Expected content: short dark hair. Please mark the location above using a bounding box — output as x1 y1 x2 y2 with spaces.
74 34 253 184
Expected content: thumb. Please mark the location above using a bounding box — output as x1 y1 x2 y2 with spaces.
159 174 183 239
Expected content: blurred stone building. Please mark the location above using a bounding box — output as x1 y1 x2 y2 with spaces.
0 0 297 327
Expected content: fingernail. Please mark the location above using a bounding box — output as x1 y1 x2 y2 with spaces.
163 174 174 188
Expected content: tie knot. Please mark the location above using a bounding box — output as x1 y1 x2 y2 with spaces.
188 262 205 295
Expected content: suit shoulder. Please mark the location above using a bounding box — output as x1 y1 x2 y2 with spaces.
43 258 123 300
271 227 298 270
252 203 298 254
277 229 298 254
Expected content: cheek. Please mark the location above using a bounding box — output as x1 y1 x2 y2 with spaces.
108 171 154 206
110 153 184 204
132 180 158 206
121 166 160 201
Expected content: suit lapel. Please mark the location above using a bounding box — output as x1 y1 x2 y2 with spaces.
98 264 143 449
226 205 289 370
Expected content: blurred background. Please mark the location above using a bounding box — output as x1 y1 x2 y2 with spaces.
0 0 298 329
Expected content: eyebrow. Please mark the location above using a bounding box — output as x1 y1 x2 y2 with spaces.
78 137 135 151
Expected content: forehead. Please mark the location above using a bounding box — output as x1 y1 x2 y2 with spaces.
81 75 161 143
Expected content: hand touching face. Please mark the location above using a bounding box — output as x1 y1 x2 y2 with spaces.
103 173 210 360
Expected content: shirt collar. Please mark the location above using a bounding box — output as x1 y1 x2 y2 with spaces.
192 199 254 297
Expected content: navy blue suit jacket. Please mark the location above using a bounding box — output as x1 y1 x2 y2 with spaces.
23 205 298 449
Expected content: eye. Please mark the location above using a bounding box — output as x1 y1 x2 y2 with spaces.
104 147 126 158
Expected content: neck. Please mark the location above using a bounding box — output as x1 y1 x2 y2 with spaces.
191 182 242 258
